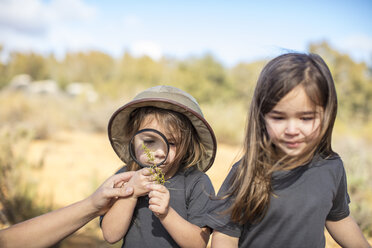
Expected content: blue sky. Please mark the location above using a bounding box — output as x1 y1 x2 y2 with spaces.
0 0 371 66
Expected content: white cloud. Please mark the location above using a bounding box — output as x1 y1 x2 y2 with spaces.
0 0 98 58
122 15 142 29
0 0 48 34
48 0 96 22
0 0 95 35
47 26 98 57
336 34 372 63
342 34 372 52
131 41 163 60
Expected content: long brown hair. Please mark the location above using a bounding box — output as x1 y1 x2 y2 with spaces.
229 53 338 224
124 107 206 172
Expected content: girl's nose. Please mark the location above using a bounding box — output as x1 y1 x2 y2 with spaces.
284 120 300 136
153 148 166 163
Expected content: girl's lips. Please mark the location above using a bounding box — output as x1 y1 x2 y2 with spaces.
283 141 302 148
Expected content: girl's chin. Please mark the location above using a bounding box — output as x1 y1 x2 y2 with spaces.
277 147 304 157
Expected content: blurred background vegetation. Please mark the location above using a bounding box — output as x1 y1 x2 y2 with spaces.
0 40 371 246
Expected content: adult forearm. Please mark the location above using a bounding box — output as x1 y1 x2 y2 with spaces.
0 198 97 248
160 207 209 248
0 171 135 248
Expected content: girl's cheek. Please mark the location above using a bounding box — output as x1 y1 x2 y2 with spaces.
264 122 272 138
138 154 148 165
306 121 321 138
265 123 279 141
168 148 177 162
307 126 321 142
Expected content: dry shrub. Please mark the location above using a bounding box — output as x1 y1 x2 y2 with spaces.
0 92 68 139
0 127 53 227
0 91 119 138
333 134 372 236
201 101 246 146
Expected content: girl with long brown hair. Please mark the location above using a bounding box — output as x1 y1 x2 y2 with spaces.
206 53 370 248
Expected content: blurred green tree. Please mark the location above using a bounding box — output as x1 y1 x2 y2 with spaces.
0 45 9 89
171 54 233 103
7 52 49 82
228 60 267 107
309 41 372 122
61 51 115 86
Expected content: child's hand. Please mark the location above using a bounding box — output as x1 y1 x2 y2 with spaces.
126 168 153 198
147 184 170 219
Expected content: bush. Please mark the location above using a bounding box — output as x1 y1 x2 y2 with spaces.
0 127 53 226
201 101 246 146
333 134 372 236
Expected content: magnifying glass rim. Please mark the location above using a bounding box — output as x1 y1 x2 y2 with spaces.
129 128 170 167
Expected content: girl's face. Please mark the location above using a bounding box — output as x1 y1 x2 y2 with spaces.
264 85 323 157
136 114 178 179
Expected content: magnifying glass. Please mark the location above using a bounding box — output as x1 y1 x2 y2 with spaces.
129 128 170 168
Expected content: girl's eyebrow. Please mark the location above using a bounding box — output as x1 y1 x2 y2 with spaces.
301 111 317 115
269 110 283 114
269 110 317 115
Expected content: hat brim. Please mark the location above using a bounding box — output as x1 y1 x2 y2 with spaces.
108 98 217 172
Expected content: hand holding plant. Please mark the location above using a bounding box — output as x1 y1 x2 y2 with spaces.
147 183 170 219
126 168 153 198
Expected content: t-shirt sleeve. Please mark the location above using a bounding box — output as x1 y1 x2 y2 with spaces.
204 162 243 237
326 161 350 221
185 173 215 228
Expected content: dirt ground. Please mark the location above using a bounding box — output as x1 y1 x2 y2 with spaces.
26 131 350 247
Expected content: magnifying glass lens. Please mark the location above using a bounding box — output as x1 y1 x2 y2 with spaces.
130 129 169 168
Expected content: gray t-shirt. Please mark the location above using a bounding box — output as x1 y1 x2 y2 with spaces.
205 154 350 248
102 166 215 248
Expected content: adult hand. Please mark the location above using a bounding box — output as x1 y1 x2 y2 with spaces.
0 171 136 248
88 171 135 215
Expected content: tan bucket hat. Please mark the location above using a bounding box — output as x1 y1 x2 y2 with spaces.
108 85 217 172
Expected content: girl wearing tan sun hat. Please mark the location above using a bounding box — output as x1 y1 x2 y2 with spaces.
101 85 217 247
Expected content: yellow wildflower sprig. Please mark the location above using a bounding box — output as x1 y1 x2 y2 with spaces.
141 143 166 185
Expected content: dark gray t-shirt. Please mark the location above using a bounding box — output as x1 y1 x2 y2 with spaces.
102 166 215 248
205 154 350 248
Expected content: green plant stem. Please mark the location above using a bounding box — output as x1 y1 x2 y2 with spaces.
141 143 166 185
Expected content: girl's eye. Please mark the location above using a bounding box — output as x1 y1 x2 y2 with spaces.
143 139 155 145
301 116 314 121
168 140 177 147
270 116 284 120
